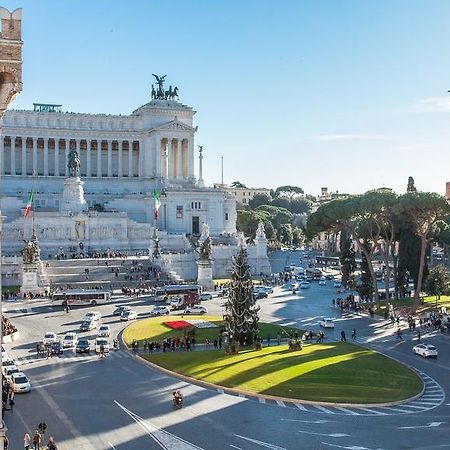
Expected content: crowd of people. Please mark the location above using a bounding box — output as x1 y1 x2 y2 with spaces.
2 316 17 337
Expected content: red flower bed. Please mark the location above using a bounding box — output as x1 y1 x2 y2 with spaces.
163 320 192 330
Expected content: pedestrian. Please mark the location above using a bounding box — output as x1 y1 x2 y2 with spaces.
397 327 403 340
417 330 421 343
4 435 8 450
24 432 31 450
47 437 57 450
33 430 42 450
8 391 14 411
351 328 356 340
277 332 281 345
340 330 346 342
267 335 271 347
213 339 218 349
218 337 222 349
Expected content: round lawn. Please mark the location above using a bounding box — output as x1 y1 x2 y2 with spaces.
123 315 293 346
142 343 422 404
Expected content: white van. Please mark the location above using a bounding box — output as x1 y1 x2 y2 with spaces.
95 338 110 353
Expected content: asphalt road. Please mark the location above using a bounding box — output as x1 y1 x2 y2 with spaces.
3 258 450 449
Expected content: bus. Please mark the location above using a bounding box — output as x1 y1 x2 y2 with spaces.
315 256 340 267
51 289 112 307
154 284 202 303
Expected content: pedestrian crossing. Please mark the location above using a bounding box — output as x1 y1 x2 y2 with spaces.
214 369 445 416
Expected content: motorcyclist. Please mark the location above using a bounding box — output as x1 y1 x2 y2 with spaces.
173 389 183 407
113 339 119 350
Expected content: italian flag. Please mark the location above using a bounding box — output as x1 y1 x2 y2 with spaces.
24 189 34 219
153 190 161 220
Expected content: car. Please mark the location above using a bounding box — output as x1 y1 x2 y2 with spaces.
79 320 97 332
199 292 213 301
253 291 268 300
300 282 310 289
1 345 8 359
150 305 171 316
95 338 110 353
183 305 208 315
83 311 101 322
50 341 63 355
319 318 335 328
1 359 16 374
11 372 31 393
413 343 438 358
3 365 20 381
113 305 132 316
326 274 335 280
120 310 138 321
42 332 57 346
76 339 91 354
62 332 77 348
333 281 342 288
98 325 111 337
318 279 326 286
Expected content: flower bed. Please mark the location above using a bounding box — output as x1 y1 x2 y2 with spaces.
163 320 193 330
186 320 218 329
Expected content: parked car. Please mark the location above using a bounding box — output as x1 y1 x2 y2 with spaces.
42 332 57 346
76 339 91 354
98 325 111 337
183 305 208 315
199 292 213 301
79 320 97 332
83 311 101 322
2 358 16 370
50 341 63 355
120 310 138 321
113 305 131 316
63 332 77 348
413 343 438 358
333 281 342 288
95 338 110 353
300 282 310 289
3 365 20 381
11 372 31 393
150 305 171 316
319 318 335 328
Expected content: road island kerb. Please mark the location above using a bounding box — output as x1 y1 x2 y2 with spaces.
118 328 426 409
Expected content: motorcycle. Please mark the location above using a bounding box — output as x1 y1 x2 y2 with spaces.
113 339 120 351
172 392 183 409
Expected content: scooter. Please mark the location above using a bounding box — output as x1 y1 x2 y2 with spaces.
113 339 120 351
172 393 183 409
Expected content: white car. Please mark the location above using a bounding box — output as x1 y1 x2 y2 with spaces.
98 325 111 337
11 372 31 393
150 305 170 316
95 337 110 353
319 318 335 328
413 343 438 358
120 309 138 321
83 311 101 322
2 358 16 370
3 365 20 381
43 332 58 346
183 305 208 315
199 292 213 301
300 282 310 289
62 332 77 348
318 280 326 286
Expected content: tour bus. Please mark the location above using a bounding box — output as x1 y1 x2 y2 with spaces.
154 284 202 304
52 289 112 307
315 256 341 267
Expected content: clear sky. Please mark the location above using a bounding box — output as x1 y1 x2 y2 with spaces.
2 0 450 196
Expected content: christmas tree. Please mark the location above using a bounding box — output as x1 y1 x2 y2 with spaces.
223 245 260 347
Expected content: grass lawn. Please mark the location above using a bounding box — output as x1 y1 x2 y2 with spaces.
368 295 450 316
143 343 422 404
123 315 297 346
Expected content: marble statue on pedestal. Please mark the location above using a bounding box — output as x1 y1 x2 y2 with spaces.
197 222 214 289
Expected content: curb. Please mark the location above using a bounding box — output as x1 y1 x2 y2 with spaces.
119 330 425 409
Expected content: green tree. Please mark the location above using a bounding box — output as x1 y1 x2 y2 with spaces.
425 265 450 304
236 210 270 237
223 246 260 347
271 196 291 210
274 185 304 199
279 223 293 245
231 181 247 188
292 227 304 248
248 193 271 209
398 192 450 311
290 197 313 214
339 229 356 289
358 240 374 299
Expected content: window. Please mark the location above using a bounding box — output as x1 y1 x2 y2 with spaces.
225 213 229 221
242 199 247 204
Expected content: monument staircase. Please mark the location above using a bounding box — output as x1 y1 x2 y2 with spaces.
42 257 172 290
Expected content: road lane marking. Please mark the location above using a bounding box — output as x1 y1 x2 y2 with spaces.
298 430 350 437
294 403 308 411
234 434 286 450
399 422 446 429
335 407 359 415
259 398 266 404
313 405 334 413
276 400 286 407
115 400 204 449
281 419 329 424
108 442 118 450
356 408 387 415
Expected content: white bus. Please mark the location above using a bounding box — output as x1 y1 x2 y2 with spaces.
154 284 202 303
52 289 112 307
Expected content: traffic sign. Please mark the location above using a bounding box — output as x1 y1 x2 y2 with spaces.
38 422 47 434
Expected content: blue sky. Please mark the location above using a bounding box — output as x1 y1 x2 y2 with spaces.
2 0 450 196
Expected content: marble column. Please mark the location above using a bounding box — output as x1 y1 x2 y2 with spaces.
128 141 133 177
55 139 60 176
176 139 182 178
107 140 112 177
87 141 92 177
21 138 26 175
188 138 195 178
153 134 160 178
43 138 49 176
137 140 143 177
97 140 102 177
10 136 16 175
182 139 188 178
65 140 69 177
0 137 4 175
32 138 37 176
118 141 123 177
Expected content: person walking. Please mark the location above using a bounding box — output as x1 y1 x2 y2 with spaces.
351 328 356 341
340 330 346 342
47 437 57 450
417 330 421 343
33 430 42 450
23 432 31 450
397 327 403 340
8 391 14 412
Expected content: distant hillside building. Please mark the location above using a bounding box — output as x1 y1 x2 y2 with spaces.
218 185 271 208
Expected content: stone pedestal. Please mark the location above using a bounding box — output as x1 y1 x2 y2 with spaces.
20 263 41 294
197 259 214 290
61 177 87 214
